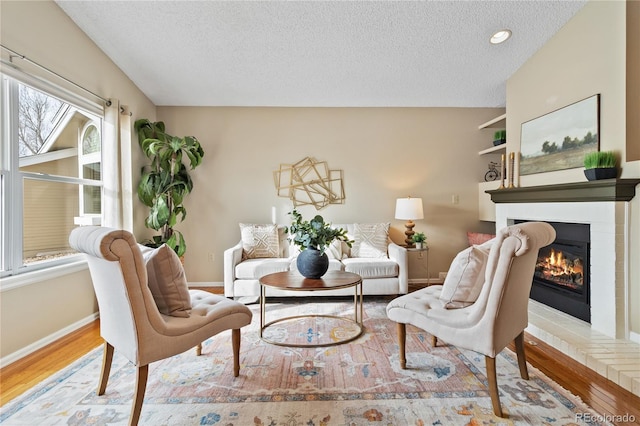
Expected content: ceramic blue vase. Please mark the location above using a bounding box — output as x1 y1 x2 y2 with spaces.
296 248 329 279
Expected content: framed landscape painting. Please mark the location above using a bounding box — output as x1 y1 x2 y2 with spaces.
520 94 599 175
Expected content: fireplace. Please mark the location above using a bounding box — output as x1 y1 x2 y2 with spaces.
516 220 590 323
492 179 640 339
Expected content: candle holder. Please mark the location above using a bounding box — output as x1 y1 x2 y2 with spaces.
508 152 515 188
499 153 506 189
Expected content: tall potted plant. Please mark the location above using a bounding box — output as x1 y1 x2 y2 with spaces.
286 210 352 279
135 119 204 257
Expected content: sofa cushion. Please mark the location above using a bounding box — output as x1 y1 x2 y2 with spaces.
142 244 192 318
240 223 280 259
342 257 398 279
235 258 291 279
439 245 489 309
349 223 389 258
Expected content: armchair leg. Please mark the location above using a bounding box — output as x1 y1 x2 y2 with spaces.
196 343 202 356
514 331 529 380
232 329 241 377
397 323 407 369
485 356 504 418
130 365 149 426
97 342 114 395
431 335 438 347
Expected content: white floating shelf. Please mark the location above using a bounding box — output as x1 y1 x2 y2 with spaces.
478 144 506 155
478 113 506 130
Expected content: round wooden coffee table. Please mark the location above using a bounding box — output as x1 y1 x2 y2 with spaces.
259 270 363 347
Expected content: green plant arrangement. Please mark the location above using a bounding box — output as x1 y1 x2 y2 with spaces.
493 130 506 146
135 119 205 256
583 150 616 169
412 232 427 249
583 150 617 181
286 210 353 252
412 232 426 243
286 210 353 278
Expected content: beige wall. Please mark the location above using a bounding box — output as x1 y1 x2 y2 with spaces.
0 0 156 360
156 106 500 283
506 0 640 336
0 269 97 357
22 175 79 257
628 0 640 162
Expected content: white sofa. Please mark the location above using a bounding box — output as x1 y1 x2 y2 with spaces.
224 224 408 298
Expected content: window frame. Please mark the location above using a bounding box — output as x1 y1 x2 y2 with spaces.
1 72 105 278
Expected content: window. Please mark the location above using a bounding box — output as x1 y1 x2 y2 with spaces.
1 73 104 276
77 123 102 222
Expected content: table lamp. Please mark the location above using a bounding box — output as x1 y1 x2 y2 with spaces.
395 197 424 247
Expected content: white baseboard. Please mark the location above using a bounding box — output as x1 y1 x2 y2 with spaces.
409 278 444 285
0 312 99 368
630 331 640 344
188 281 223 288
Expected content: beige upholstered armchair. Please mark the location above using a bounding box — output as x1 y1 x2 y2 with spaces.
69 226 253 426
386 222 555 418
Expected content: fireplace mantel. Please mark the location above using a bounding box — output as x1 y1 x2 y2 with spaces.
487 178 640 203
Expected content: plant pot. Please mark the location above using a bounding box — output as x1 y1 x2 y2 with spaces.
584 167 617 181
415 242 424 249
296 248 329 279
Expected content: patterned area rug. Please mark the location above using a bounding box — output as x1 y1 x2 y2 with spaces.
2 297 609 425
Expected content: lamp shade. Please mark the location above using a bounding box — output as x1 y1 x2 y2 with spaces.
395 197 424 220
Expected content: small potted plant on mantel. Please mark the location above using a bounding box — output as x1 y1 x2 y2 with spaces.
412 232 427 249
583 150 617 181
286 210 353 279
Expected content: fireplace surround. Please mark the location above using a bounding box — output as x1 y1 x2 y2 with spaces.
489 179 639 339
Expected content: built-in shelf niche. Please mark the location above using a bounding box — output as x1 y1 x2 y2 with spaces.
478 113 506 156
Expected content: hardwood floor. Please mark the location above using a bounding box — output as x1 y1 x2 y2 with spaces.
2 292 639 424
513 335 640 425
0 319 101 406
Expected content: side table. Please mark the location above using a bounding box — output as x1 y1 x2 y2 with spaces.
407 246 430 291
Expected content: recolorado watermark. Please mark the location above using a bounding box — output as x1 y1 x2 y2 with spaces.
576 412 635 423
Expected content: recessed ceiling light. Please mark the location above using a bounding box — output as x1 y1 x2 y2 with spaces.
490 29 512 44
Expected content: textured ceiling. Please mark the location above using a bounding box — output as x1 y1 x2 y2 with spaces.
55 0 587 107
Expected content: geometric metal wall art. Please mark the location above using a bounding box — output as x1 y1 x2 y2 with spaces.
273 156 345 210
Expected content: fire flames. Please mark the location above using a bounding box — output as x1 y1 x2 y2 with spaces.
536 248 584 288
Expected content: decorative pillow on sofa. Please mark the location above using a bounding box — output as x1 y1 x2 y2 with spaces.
467 232 496 246
350 223 389 258
325 239 346 260
439 245 489 309
240 223 280 259
143 244 192 318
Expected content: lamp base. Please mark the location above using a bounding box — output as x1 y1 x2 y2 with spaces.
404 220 415 248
